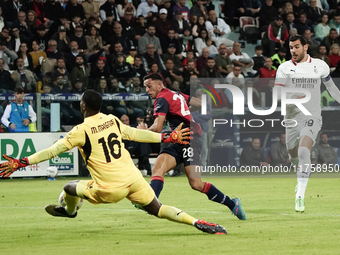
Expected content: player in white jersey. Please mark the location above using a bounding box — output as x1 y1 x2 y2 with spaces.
275 34 340 212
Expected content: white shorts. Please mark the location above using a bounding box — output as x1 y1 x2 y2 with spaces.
285 117 322 151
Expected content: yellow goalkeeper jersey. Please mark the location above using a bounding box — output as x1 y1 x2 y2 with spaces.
65 113 138 185
29 113 160 186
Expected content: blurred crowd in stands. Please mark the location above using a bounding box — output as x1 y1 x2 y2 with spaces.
1 0 340 172
1 1 340 115
240 133 339 169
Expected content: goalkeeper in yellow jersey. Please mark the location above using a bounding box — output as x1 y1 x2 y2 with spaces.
0 90 226 235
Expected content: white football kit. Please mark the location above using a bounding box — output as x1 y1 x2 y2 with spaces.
274 55 330 150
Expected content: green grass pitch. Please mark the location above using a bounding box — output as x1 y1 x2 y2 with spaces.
1 176 340 255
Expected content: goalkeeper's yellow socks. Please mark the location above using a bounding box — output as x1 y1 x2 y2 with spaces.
157 205 196 225
63 192 80 215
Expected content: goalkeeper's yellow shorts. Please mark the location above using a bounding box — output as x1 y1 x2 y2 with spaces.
76 173 155 206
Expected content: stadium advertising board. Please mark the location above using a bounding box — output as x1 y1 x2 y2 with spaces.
57 0 103 3
0 93 150 102
0 133 78 177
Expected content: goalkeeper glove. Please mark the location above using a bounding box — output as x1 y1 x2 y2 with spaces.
0 154 29 178
161 123 193 145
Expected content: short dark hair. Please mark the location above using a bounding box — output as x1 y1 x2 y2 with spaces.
318 45 326 52
88 16 96 22
106 11 113 17
42 84 52 88
330 28 337 33
15 86 24 93
82 90 102 112
134 55 142 60
44 72 53 80
76 55 84 61
289 34 307 45
278 47 287 53
165 58 174 63
299 12 307 18
207 57 215 61
255 45 263 51
143 72 163 81
148 62 158 69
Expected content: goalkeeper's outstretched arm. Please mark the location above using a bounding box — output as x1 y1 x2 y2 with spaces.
28 139 70 165
0 139 70 178
121 122 191 145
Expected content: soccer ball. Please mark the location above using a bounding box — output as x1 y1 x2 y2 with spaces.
58 191 84 210
46 166 58 178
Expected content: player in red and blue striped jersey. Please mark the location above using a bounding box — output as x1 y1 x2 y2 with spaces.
141 73 246 220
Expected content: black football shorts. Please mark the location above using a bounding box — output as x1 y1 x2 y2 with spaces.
160 133 202 167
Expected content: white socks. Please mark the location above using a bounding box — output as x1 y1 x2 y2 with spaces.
296 147 311 200
290 156 299 170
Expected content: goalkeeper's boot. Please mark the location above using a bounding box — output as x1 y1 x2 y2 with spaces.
194 220 227 235
231 197 246 220
295 197 305 213
45 205 77 218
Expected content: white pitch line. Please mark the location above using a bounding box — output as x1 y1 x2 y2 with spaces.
1 206 340 217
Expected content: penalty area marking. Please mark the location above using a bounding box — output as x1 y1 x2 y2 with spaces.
1 206 340 217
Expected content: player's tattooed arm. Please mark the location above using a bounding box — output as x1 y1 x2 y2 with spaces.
189 96 201 112
189 96 201 107
148 115 166 133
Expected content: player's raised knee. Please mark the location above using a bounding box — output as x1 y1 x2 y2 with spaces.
63 181 78 196
189 179 204 191
152 166 167 177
